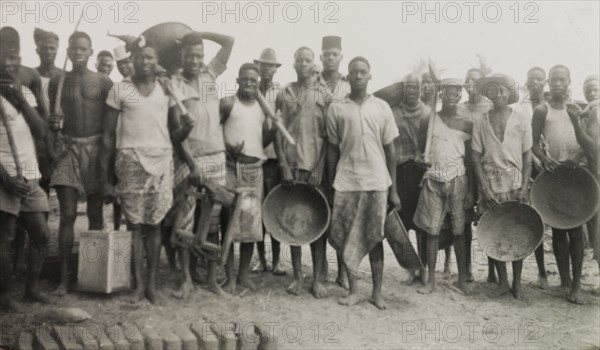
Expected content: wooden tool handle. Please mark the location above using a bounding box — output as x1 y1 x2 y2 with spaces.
0 100 22 178
255 90 296 146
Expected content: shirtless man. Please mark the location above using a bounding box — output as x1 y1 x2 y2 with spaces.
276 47 329 298
48 31 113 295
532 64 585 304
34 28 62 192
413 78 474 296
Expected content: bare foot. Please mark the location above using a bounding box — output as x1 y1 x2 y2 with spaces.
512 287 529 303
172 281 193 299
336 274 349 290
456 281 472 296
287 280 303 295
128 287 145 303
488 284 511 298
252 261 267 274
338 293 361 306
567 288 585 305
145 288 165 306
191 270 205 284
23 291 51 304
534 275 549 290
207 282 227 296
417 282 436 294
221 278 236 294
405 271 418 286
466 272 475 283
272 263 286 276
51 284 68 297
237 276 256 292
487 274 498 284
311 281 328 299
369 293 387 310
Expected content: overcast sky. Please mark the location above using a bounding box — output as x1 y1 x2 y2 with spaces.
2 1 599 100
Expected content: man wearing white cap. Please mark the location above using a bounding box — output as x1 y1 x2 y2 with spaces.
114 46 134 79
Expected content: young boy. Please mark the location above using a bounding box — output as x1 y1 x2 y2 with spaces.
472 74 533 302
327 57 401 309
413 78 474 296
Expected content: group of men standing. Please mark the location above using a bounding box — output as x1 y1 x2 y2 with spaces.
0 24 598 311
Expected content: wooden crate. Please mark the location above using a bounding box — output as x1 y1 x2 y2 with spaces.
77 230 132 293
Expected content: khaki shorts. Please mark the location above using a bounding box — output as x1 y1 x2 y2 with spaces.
0 179 49 216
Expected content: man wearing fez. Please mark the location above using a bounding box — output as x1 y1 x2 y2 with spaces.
327 57 401 309
0 27 51 309
167 31 234 297
317 35 352 288
48 31 113 296
252 48 286 276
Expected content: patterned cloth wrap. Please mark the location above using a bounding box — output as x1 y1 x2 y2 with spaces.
115 148 173 225
166 152 226 251
328 190 388 277
225 158 265 243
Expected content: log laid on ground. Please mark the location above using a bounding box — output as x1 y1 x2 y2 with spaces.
190 321 219 350
171 324 197 350
140 328 162 350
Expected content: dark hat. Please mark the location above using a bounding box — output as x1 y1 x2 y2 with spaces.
253 48 281 67
0 26 20 55
477 73 518 104
34 28 59 46
322 36 341 50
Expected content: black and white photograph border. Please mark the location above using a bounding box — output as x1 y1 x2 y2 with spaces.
0 1 599 349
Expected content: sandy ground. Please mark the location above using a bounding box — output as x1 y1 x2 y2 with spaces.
1 193 599 349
